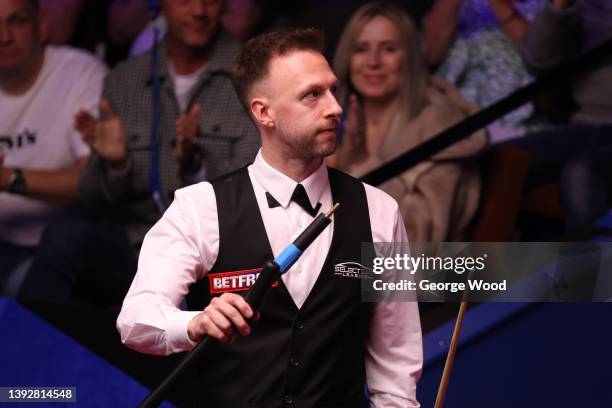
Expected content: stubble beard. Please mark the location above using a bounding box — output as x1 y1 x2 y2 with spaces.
284 129 337 160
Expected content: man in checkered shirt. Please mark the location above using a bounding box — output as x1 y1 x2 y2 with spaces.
19 0 260 306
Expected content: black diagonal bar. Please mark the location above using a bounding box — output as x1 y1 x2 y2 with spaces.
361 36 612 187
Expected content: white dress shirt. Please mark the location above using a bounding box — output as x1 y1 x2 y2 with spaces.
117 150 422 407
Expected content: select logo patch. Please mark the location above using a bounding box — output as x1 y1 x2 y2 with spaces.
333 261 372 279
208 268 279 295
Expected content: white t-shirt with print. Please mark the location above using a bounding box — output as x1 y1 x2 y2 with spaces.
0 46 108 246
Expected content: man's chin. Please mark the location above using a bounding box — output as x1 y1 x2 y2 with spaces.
0 65 23 78
316 140 337 158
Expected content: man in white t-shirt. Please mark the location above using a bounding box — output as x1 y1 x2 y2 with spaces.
0 0 107 295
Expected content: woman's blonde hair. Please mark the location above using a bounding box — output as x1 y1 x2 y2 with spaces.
333 1 428 145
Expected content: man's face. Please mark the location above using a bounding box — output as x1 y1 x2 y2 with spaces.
0 0 44 75
162 0 223 50
259 50 342 160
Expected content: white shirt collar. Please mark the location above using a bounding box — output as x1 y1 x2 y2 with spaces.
250 149 328 209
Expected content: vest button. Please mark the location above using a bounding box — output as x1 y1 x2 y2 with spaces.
283 395 294 405
295 321 304 330
289 357 300 367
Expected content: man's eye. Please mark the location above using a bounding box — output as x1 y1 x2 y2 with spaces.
306 90 321 98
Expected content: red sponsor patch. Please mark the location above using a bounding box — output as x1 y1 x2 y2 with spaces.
208 268 279 295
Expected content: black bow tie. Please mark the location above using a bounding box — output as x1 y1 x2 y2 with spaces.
266 184 321 217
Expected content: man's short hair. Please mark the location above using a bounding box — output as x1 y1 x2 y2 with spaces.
232 27 324 112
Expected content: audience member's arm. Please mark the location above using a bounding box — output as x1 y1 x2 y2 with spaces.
422 0 463 68
77 98 132 209
329 94 369 171
521 0 580 74
41 0 84 45
175 103 205 179
0 156 88 205
107 0 150 47
176 102 260 183
488 0 530 48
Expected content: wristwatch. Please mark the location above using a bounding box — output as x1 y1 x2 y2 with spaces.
7 168 27 195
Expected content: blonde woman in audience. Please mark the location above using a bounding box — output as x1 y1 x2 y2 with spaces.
329 1 487 242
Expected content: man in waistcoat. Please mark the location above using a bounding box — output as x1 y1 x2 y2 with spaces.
117 27 422 408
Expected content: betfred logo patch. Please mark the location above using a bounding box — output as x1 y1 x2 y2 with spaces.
208 268 279 295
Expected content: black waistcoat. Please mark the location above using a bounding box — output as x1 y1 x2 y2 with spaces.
189 167 373 408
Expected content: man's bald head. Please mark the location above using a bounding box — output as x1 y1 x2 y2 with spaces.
0 0 46 91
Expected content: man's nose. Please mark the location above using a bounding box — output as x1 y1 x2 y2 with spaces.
366 49 381 67
325 91 343 119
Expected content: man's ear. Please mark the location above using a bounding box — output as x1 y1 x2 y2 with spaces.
251 97 274 128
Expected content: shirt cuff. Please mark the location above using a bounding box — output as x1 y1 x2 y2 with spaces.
165 310 202 352
370 393 420 408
